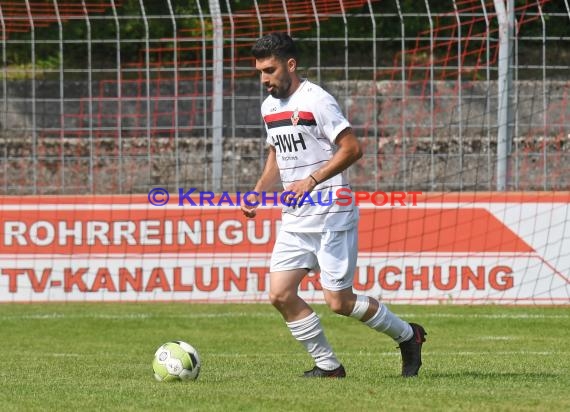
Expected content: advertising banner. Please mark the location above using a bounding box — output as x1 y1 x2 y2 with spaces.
1 193 569 304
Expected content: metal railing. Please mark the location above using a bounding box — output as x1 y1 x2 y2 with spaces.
0 0 568 194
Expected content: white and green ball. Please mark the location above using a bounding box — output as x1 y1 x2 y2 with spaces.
152 341 201 381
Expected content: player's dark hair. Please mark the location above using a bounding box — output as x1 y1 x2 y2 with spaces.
251 32 298 62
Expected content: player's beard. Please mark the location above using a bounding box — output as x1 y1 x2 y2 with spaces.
270 76 292 99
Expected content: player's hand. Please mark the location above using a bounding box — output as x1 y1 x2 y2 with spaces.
241 192 259 218
284 176 318 206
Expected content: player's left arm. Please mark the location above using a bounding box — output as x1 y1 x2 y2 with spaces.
285 127 362 197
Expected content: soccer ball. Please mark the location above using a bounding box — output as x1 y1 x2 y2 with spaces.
152 341 201 381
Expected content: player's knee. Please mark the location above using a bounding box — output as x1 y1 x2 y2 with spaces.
269 290 293 309
326 298 353 316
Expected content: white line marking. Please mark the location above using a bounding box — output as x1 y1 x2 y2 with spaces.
47 353 82 357
0 312 278 321
475 336 517 341
1 311 567 321
399 313 570 319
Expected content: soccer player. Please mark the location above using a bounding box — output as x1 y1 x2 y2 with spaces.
242 32 426 378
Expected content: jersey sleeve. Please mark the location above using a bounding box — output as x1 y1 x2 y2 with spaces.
314 92 351 144
261 99 275 146
264 122 273 146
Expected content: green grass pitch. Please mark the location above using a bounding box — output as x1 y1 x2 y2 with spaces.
0 303 568 411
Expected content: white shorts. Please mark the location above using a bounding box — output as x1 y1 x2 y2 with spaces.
269 226 358 291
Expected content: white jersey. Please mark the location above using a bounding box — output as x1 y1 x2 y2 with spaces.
261 79 359 232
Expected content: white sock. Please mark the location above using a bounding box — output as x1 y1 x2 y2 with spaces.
286 312 341 371
354 297 413 343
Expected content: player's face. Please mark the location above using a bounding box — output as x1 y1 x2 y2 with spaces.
255 56 295 99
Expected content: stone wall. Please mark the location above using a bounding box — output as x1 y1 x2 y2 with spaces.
0 79 568 193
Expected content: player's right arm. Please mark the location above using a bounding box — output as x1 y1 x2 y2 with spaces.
241 146 280 218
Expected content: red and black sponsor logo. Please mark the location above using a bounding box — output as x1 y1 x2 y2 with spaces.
263 111 317 129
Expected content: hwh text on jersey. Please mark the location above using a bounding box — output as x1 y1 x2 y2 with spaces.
272 133 307 153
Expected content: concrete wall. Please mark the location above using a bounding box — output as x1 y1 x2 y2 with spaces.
0 79 568 193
